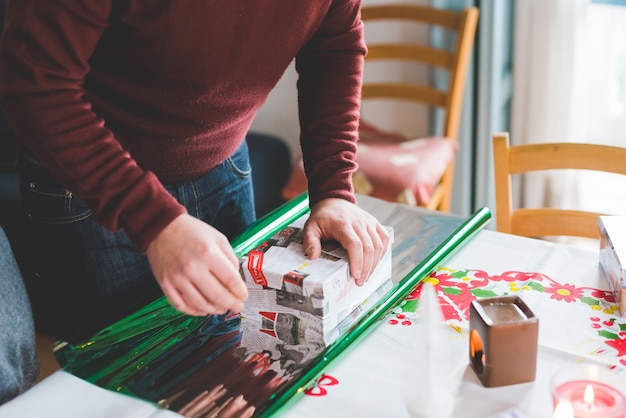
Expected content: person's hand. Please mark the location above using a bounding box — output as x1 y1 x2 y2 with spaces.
177 385 255 418
303 198 390 286
146 214 248 316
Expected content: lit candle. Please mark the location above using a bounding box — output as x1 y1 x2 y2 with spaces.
551 365 626 418
553 400 574 418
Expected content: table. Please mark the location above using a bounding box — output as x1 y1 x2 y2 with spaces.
280 229 613 418
0 197 621 418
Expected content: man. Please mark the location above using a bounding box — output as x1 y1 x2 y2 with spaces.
0 1 389 341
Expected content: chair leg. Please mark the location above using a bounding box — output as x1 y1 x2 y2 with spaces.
396 189 417 206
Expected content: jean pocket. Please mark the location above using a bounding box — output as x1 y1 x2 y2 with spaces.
225 141 252 179
21 175 92 225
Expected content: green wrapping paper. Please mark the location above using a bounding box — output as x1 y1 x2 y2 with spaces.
55 194 491 417
230 193 310 259
54 193 311 390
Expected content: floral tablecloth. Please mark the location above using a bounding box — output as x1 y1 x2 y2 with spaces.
283 229 620 418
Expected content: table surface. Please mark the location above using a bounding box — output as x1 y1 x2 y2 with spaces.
0 198 622 418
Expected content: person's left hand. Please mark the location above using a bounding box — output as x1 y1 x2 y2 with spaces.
302 198 390 286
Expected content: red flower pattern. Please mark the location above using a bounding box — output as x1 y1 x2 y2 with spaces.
305 374 339 397
415 268 621 363
309 265 626 397
606 339 626 357
544 282 584 303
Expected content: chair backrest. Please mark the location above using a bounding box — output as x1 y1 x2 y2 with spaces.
492 132 626 240
359 5 478 212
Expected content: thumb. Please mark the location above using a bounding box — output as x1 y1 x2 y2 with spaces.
302 228 321 260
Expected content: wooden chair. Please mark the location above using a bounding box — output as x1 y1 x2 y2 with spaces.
492 132 626 239
282 4 479 212
354 4 479 211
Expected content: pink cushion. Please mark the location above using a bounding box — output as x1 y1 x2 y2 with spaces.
355 136 456 205
281 120 456 205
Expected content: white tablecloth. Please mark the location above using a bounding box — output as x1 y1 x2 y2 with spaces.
279 229 608 418
0 203 617 418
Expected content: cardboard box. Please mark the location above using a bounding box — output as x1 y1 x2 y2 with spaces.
240 214 393 344
599 216 626 316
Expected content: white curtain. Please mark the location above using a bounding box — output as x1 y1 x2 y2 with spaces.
511 0 626 216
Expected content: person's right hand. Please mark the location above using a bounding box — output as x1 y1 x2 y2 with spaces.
146 214 248 316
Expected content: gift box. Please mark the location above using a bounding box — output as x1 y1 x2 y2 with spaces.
240 277 393 352
240 214 393 344
599 216 626 316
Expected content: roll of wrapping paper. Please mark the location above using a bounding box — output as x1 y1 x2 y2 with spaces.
55 194 491 415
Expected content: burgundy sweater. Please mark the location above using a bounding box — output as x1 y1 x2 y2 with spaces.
0 1 365 250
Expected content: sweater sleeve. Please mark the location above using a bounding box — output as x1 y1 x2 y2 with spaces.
0 0 185 251
295 0 366 207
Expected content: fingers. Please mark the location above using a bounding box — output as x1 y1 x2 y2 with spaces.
212 239 249 301
354 214 390 283
178 384 227 417
177 276 245 316
376 221 392 258
302 222 321 260
341 221 382 285
356 222 381 284
303 224 368 282
158 252 246 316
178 389 254 418
304 198 391 286
147 214 249 317
339 228 366 284
212 394 255 418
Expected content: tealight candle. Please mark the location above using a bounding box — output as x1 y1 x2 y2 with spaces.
550 364 626 418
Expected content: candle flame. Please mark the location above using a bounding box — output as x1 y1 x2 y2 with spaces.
553 400 574 418
584 384 595 404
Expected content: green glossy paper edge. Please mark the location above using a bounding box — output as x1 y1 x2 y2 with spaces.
230 192 310 259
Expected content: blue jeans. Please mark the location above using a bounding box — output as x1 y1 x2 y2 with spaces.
0 226 39 404
19 141 256 342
